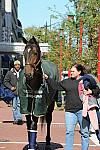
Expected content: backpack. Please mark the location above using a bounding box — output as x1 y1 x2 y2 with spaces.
0 85 15 102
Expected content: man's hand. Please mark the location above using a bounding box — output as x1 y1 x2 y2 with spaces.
11 87 16 91
43 74 48 79
83 89 92 95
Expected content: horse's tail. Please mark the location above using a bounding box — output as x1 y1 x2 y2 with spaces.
40 115 46 130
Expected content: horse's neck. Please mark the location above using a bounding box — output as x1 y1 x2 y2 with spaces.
41 60 59 81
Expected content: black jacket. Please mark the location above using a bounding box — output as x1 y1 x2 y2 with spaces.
47 78 83 112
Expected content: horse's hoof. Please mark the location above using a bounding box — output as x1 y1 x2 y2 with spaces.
46 136 51 144
46 141 51 145
27 144 39 150
45 144 51 150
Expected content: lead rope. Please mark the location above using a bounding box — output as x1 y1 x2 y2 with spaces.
41 66 49 93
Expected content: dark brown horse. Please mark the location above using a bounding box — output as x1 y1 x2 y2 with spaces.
18 36 61 150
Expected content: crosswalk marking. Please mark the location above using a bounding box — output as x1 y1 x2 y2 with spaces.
0 141 99 147
0 122 100 147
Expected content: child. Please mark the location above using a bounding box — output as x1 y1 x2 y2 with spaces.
78 73 100 143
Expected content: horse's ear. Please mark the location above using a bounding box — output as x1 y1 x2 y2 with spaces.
32 36 39 45
22 36 28 44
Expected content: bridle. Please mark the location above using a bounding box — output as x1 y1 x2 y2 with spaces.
25 59 41 71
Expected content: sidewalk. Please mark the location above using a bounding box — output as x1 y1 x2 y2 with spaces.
0 100 100 150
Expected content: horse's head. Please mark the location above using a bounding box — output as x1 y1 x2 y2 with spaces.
23 36 41 78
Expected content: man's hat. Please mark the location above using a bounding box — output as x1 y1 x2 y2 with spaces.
14 60 21 65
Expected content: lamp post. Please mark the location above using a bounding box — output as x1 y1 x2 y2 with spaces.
98 24 100 81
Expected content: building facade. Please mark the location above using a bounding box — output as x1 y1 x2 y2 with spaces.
0 0 22 42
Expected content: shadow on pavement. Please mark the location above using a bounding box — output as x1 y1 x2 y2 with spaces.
2 120 14 123
2 120 26 124
23 142 63 150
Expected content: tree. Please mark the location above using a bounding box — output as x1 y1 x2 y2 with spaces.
24 26 47 42
23 0 100 75
69 0 100 75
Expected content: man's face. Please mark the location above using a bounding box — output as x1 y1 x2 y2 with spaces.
70 66 81 79
14 64 20 71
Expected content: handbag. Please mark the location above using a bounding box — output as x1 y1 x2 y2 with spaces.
0 85 15 102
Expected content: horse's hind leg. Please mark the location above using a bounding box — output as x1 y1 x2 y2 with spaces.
25 114 38 150
46 125 51 145
46 113 51 145
46 100 55 146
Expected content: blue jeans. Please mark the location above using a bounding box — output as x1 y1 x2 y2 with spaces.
12 96 22 121
65 110 90 150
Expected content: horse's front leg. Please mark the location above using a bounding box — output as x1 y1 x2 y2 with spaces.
25 114 38 150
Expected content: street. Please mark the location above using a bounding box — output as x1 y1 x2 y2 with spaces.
0 100 100 150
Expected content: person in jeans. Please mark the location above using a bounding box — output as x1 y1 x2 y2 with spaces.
78 74 100 143
4 60 23 125
44 64 99 150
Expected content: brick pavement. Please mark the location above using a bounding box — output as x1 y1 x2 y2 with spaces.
0 100 100 150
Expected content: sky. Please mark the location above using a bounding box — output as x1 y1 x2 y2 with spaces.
18 0 74 29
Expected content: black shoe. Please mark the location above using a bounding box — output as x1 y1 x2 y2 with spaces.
17 119 23 125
